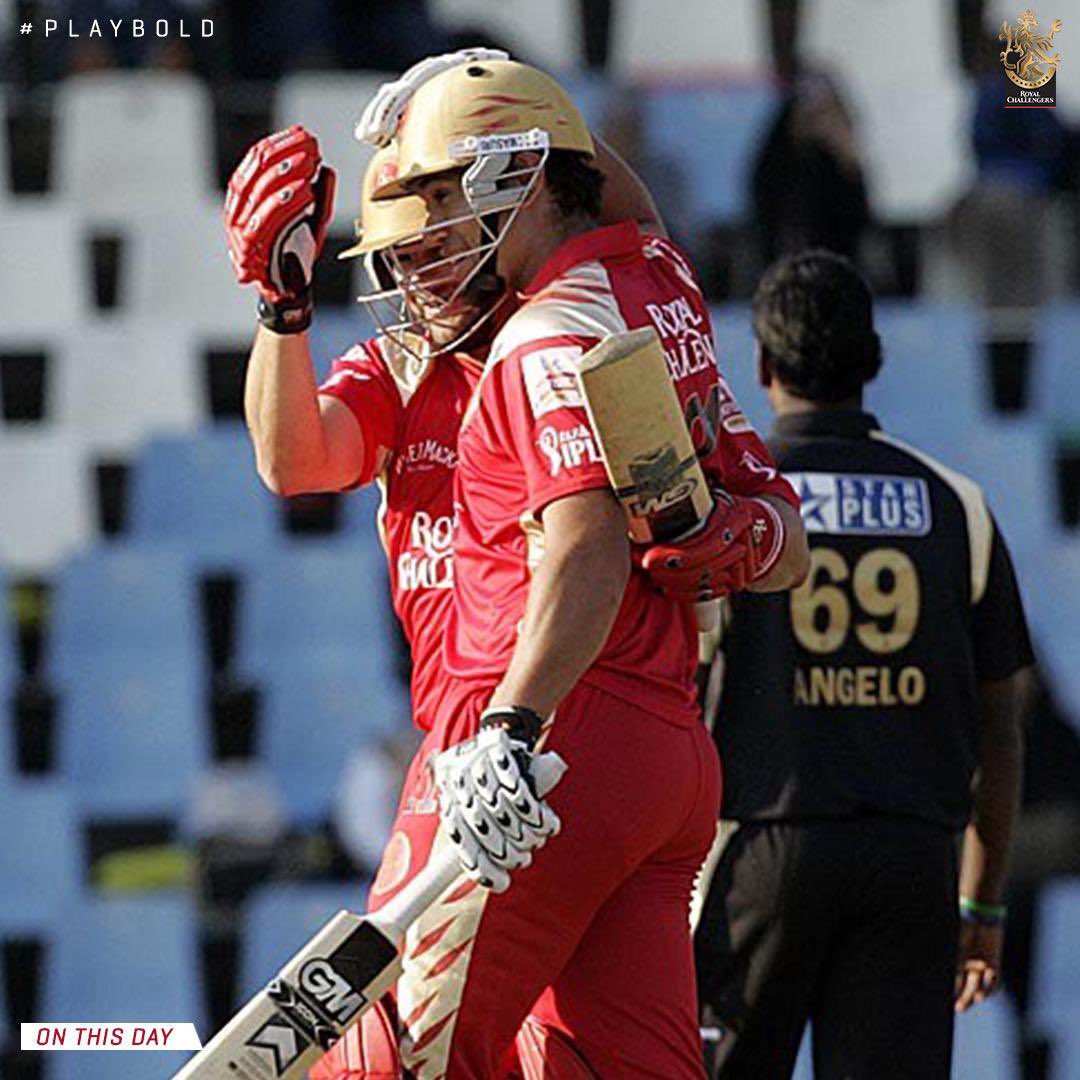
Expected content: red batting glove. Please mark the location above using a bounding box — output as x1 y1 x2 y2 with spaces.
224 125 337 332
641 489 786 601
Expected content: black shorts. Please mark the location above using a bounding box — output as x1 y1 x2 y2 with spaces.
694 816 959 1080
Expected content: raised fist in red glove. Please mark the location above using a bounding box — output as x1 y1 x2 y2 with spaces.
641 489 786 601
224 125 337 333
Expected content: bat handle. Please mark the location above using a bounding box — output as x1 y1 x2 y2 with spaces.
694 600 720 632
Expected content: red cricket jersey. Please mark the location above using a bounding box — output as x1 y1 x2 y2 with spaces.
319 338 483 731
443 223 799 725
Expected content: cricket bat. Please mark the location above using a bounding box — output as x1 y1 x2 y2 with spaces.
173 752 566 1080
575 326 718 629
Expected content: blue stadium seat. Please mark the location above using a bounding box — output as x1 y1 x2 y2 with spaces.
58 655 209 820
0 780 80 937
260 645 409 825
1034 303 1080 433
866 304 988 459
1050 1021 1080 1080
1031 877 1080 1037
556 72 615 132
0 567 15 766
952 993 1020 1079
236 539 396 678
937 418 1059 579
240 881 368 999
1024 542 1080 729
49 544 202 684
642 84 780 226
129 425 282 568
338 477 389 543
45 894 203 1080
308 308 379 386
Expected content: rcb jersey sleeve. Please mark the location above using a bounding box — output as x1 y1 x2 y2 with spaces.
493 336 613 515
970 517 1035 680
702 376 800 510
317 341 404 487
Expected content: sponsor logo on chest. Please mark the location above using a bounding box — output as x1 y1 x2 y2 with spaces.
397 511 455 591
393 438 458 477
787 472 933 535
644 296 717 382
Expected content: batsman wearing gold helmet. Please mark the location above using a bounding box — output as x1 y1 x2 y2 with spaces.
343 58 808 1079
224 49 753 1080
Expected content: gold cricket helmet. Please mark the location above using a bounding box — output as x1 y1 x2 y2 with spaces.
338 144 428 260
372 59 595 200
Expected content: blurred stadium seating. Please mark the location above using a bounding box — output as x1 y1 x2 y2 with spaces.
240 881 369 999
432 0 578 68
0 432 95 574
259 644 407 824
1 4 1077 1075
273 74 383 232
642 85 780 228
0 781 80 938
44 894 203 1080
0 203 88 335
128 425 282 568
54 72 216 219
801 0 975 223
611 0 769 79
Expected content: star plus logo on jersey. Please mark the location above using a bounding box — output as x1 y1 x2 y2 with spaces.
398 511 454 591
538 424 602 477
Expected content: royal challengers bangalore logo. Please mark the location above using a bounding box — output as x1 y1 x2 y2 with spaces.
999 10 1063 106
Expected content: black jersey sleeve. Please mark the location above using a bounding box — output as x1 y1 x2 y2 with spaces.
971 516 1036 680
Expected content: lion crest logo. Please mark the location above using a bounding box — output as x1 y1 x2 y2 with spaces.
1000 10 1064 89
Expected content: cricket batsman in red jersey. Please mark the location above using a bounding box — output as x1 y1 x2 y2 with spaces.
225 50 773 1078
348 60 811 1078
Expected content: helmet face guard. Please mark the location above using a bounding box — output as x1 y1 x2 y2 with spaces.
356 129 551 359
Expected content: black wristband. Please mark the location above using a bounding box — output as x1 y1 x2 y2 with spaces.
257 289 313 335
480 705 545 750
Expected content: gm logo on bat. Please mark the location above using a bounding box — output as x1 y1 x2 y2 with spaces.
247 959 368 1071
298 960 366 1026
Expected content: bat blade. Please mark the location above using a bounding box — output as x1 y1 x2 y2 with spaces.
172 753 567 1079
576 327 712 544
171 905 405 1080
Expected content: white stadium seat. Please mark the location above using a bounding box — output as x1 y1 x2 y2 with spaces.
0 199 88 334
53 319 203 458
431 0 579 70
0 431 94 574
123 198 254 336
801 0 976 223
612 0 770 79
55 71 216 219
274 73 385 231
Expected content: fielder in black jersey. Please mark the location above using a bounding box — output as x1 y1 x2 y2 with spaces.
695 251 1034 1080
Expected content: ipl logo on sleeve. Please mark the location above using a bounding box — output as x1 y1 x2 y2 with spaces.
999 10 1063 107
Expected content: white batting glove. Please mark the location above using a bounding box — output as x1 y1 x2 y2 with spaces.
355 47 511 147
433 726 560 893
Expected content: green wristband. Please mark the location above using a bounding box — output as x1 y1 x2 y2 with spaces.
959 896 1007 925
